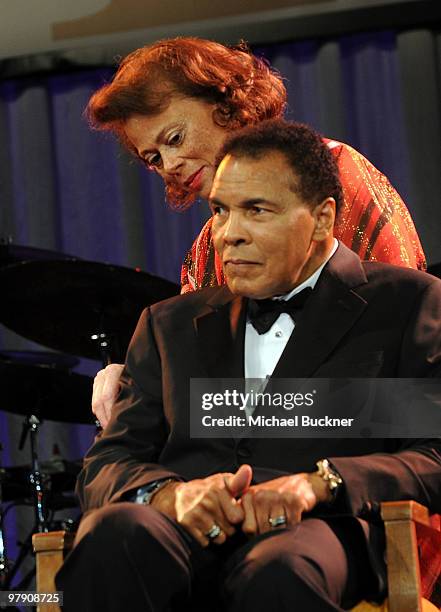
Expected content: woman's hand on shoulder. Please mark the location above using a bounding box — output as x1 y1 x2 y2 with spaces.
92 363 124 428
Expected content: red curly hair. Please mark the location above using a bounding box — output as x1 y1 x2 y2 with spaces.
86 37 286 209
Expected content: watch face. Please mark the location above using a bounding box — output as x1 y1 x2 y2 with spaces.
141 484 158 504
141 492 152 504
140 478 175 505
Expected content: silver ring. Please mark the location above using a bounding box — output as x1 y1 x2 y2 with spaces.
268 515 287 528
206 524 222 540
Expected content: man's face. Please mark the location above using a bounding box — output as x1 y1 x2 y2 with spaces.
210 152 333 299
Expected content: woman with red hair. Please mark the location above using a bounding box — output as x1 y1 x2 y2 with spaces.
88 37 425 425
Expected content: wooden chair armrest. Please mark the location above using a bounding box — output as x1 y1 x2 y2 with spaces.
381 500 431 528
32 530 75 612
351 501 439 612
381 501 437 612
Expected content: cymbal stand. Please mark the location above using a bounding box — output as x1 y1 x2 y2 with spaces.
91 307 124 367
91 329 116 429
90 331 114 368
0 444 9 587
3 528 35 590
19 415 48 532
3 416 49 590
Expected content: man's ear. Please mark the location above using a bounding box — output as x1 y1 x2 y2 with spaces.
312 197 336 241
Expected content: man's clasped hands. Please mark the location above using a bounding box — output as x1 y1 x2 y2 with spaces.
150 464 330 548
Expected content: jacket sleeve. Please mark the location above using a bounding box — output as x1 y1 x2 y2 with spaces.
76 308 183 512
330 441 441 516
329 277 441 516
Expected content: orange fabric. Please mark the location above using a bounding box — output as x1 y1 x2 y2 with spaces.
180 139 426 293
417 519 441 605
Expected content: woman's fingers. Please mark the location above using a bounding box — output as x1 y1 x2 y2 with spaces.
91 363 124 427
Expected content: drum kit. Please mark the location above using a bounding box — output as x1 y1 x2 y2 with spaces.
0 241 179 589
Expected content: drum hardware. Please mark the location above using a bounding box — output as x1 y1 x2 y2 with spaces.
0 239 76 268
0 351 79 370
0 462 81 507
0 356 93 424
0 258 179 362
0 445 9 589
4 527 36 591
0 246 179 589
18 415 48 533
0 448 82 591
0 351 86 590
91 331 116 368
0 426 47 591
0 414 50 589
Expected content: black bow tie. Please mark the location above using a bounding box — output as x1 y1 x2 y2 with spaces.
248 287 313 335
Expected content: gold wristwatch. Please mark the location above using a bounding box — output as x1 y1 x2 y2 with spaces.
316 459 343 499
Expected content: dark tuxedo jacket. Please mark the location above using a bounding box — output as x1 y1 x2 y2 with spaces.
77 243 441 524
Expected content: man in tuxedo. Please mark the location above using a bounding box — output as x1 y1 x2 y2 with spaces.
57 120 441 611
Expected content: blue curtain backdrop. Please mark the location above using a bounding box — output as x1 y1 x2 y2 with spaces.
1 28 441 584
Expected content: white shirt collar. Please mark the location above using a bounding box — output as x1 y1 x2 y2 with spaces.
275 238 338 301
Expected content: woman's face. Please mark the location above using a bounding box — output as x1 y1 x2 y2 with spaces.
124 96 228 200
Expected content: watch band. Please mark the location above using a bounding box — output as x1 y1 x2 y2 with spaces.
134 478 176 505
315 459 343 499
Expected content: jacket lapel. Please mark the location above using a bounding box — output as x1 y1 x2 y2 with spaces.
194 286 246 379
272 244 369 378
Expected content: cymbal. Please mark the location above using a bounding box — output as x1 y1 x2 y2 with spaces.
0 259 179 361
0 242 75 266
0 360 93 424
0 460 81 504
0 350 79 369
